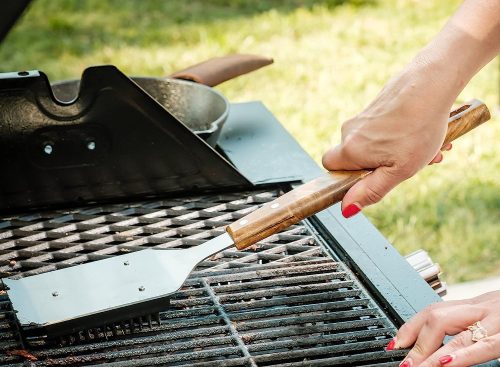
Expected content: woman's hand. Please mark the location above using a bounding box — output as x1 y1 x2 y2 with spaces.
388 291 500 367
322 0 500 218
322 60 454 217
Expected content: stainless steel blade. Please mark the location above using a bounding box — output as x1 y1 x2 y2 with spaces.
3 232 234 327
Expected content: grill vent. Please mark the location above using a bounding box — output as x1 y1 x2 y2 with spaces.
0 189 405 366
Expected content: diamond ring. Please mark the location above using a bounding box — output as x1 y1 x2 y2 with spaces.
467 321 488 342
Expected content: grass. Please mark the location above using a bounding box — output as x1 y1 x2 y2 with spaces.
1 0 498 283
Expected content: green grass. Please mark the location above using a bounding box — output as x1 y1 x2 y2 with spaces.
1 0 498 283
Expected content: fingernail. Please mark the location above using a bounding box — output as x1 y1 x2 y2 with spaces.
399 359 412 367
385 338 396 351
439 354 455 365
342 203 361 218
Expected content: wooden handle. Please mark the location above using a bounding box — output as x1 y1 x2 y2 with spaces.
169 54 273 87
442 99 490 148
227 100 491 250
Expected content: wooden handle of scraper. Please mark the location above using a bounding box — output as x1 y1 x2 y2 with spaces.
227 99 491 250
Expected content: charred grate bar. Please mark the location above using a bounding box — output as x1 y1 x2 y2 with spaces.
0 190 320 279
0 189 405 366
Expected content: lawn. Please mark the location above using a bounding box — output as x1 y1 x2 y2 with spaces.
1 0 498 283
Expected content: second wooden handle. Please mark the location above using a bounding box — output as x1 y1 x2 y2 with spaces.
228 100 490 250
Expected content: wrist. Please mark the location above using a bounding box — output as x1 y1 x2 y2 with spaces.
402 48 468 108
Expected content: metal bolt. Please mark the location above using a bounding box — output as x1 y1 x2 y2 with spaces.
239 219 248 226
52 291 59 297
44 144 53 155
123 260 130 266
138 286 145 292
87 141 96 151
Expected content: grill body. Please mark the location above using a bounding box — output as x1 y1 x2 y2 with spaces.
2 102 494 366
1 188 406 366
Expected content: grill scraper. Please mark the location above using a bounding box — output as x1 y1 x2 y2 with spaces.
1 100 490 341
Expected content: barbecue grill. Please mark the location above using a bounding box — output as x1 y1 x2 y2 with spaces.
1 3 498 367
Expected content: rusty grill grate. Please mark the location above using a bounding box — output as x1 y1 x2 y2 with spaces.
0 188 406 366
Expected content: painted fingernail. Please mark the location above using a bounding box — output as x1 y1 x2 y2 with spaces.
385 338 396 351
399 359 412 367
439 354 455 365
342 203 361 218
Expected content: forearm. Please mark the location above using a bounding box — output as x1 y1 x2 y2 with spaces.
410 0 500 106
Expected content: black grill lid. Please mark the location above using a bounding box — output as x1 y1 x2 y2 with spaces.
0 66 251 213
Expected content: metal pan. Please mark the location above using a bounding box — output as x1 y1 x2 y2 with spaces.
51 77 228 147
51 55 273 147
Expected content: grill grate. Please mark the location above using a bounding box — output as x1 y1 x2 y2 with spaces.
0 188 406 366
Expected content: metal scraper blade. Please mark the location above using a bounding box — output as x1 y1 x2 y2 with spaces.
2 233 234 339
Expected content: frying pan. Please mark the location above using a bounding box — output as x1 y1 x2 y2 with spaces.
51 54 273 147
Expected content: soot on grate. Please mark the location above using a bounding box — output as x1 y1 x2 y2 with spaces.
0 189 406 366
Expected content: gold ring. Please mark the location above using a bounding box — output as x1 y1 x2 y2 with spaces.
467 321 488 342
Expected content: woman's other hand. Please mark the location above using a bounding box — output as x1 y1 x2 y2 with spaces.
389 291 500 367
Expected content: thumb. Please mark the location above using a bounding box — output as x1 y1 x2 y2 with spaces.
341 166 403 218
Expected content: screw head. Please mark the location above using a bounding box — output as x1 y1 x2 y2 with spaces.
52 291 59 297
44 144 53 155
138 286 145 292
87 141 96 150
123 261 130 266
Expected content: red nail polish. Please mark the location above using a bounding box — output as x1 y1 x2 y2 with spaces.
385 338 396 351
342 203 361 218
400 361 411 367
439 355 454 365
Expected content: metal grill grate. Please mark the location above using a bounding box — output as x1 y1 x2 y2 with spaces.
0 189 406 366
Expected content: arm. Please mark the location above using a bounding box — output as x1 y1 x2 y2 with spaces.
322 0 500 217
321 1 500 366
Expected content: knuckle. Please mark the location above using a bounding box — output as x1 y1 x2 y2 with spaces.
364 185 384 204
449 331 470 348
425 309 444 326
390 163 415 179
409 342 429 359
341 136 359 158
422 303 440 317
340 118 356 135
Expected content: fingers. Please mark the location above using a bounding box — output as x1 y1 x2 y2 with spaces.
340 166 406 215
438 333 500 367
323 144 402 218
419 315 500 367
429 142 453 165
395 304 485 366
394 300 471 349
429 152 444 165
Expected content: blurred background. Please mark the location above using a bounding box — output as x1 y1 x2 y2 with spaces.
1 0 498 284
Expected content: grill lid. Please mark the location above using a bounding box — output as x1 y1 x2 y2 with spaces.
0 66 251 213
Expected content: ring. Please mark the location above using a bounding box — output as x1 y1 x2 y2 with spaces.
467 321 488 342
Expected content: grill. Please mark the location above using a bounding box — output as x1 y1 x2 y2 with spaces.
1 188 408 366
0 5 456 365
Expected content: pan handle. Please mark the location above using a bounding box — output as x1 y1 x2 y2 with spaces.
169 54 273 87
227 100 491 250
